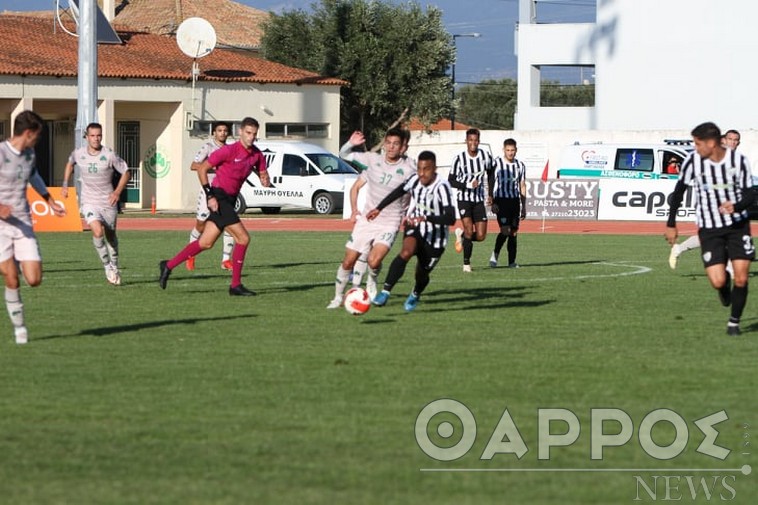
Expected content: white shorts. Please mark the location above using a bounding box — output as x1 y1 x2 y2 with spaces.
195 188 211 221
0 222 41 262
346 216 398 255
81 204 118 229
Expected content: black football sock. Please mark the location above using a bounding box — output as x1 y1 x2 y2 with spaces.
507 235 518 264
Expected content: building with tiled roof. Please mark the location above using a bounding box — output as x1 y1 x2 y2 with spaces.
113 0 269 50
0 11 346 212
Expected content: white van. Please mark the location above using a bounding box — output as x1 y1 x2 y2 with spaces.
557 140 692 180
236 141 359 214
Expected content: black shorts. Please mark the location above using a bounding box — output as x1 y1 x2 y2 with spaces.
404 227 445 272
457 200 487 223
698 220 755 267
207 188 242 231
493 197 521 230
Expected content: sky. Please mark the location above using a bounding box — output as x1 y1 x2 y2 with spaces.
0 0 595 83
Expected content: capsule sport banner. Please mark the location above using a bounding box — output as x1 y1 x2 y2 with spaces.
596 179 696 222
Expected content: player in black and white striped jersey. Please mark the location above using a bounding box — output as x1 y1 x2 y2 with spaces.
668 129 740 269
366 151 456 311
449 129 494 272
666 122 755 336
488 138 527 268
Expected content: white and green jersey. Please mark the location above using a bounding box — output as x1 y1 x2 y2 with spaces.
340 143 416 226
0 140 37 227
68 146 129 208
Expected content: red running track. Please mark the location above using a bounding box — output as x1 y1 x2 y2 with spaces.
114 216 709 235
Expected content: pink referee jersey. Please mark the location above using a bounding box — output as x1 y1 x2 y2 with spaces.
207 141 267 197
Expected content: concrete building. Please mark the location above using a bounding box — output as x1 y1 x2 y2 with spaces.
0 2 345 211
515 0 758 131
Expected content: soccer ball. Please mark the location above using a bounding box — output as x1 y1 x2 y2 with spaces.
344 287 371 315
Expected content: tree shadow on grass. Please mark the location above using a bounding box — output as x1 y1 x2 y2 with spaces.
34 314 257 341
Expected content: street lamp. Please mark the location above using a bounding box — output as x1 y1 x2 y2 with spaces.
451 32 480 130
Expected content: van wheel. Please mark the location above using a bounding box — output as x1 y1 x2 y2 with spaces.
234 194 246 214
261 207 281 215
312 192 335 214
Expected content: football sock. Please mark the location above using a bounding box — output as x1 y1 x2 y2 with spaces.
230 243 248 288
167 241 203 270
731 284 748 320
335 267 351 298
352 256 368 287
383 255 408 291
462 237 473 264
414 262 430 295
680 235 700 252
5 287 24 328
368 265 381 287
105 235 119 267
92 236 110 266
507 235 518 264
494 232 507 255
222 232 234 262
189 227 201 243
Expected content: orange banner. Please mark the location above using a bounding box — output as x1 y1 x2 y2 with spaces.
27 187 83 232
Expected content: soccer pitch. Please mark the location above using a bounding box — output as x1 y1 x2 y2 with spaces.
0 229 755 504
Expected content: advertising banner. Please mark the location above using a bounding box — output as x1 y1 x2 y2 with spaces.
27 187 83 232
524 179 599 220
596 179 696 222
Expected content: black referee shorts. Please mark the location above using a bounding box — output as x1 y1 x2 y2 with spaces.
698 219 755 267
207 188 242 231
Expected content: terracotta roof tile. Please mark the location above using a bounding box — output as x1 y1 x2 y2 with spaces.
114 0 270 49
0 14 345 86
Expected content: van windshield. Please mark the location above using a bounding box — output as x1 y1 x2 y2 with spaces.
306 153 358 175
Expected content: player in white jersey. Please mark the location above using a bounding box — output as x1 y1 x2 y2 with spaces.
61 123 130 285
326 128 415 308
0 110 65 344
186 122 235 272
349 129 413 292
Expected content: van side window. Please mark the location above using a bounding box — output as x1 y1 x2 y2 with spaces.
282 154 308 176
614 149 654 172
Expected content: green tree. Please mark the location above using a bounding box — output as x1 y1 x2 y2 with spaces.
261 0 454 146
457 79 518 130
540 80 595 107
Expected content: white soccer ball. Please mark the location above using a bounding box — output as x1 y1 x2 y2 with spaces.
344 287 371 315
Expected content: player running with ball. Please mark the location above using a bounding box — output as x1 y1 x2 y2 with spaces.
367 151 455 311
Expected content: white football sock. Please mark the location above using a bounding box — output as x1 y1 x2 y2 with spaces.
5 287 24 329
92 236 110 266
335 267 351 298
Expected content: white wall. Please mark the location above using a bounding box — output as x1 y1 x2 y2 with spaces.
516 0 758 131
595 0 758 131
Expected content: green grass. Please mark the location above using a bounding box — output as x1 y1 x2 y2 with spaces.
0 230 755 504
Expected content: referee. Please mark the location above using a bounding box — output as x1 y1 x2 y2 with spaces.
665 122 756 335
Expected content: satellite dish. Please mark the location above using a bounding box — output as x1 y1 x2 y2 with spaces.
176 17 217 59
